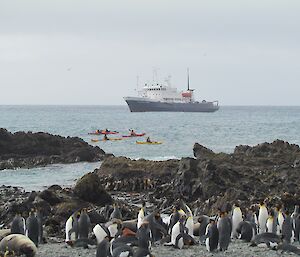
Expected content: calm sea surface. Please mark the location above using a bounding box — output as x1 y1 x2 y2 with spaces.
1 105 299 190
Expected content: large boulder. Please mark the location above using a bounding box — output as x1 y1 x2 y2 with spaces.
0 128 106 170
193 143 215 160
74 172 112 205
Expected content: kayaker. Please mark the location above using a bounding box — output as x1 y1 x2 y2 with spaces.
103 134 109 141
96 129 100 133
146 137 151 143
105 128 109 133
130 129 136 136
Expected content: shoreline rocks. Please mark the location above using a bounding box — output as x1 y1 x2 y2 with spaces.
96 139 300 214
0 128 107 170
1 138 300 251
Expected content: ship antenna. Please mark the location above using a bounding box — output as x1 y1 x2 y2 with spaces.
136 75 139 92
187 68 190 91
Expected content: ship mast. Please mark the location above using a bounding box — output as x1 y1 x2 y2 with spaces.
187 68 190 91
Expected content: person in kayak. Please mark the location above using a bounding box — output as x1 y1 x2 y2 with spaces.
146 137 151 143
96 129 100 134
103 134 109 141
105 128 109 133
130 129 137 136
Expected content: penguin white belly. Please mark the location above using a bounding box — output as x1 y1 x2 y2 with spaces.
251 227 256 241
93 224 108 244
277 212 284 234
177 237 184 249
137 209 144 229
232 208 243 238
258 208 268 234
120 251 130 257
186 217 194 237
205 223 210 251
171 222 180 245
291 230 295 243
65 217 73 242
266 218 273 232
205 237 210 251
108 224 118 238
162 214 171 227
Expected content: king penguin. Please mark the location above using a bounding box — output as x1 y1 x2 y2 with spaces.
137 201 147 229
65 211 80 242
258 202 268 234
96 236 110 257
282 210 294 243
236 221 255 242
231 204 243 238
182 202 194 238
266 209 276 233
205 219 219 252
168 206 180 235
11 213 25 235
78 208 91 239
36 209 43 244
93 224 110 244
26 210 39 247
137 222 151 250
110 203 122 221
292 205 300 242
218 212 231 251
112 244 134 257
276 206 285 235
198 215 210 243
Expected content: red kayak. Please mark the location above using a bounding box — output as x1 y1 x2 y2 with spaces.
122 133 146 138
88 130 119 135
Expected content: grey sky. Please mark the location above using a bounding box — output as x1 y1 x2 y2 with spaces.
1 0 299 105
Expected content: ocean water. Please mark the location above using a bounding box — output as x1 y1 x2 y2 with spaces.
1 105 300 190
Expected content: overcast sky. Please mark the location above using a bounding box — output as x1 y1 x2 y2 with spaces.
1 0 299 105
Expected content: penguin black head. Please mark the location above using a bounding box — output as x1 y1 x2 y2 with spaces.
179 215 187 222
219 212 226 218
234 202 240 208
154 212 161 219
209 218 216 224
142 201 146 208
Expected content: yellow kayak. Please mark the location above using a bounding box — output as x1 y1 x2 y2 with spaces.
91 138 123 142
136 141 162 145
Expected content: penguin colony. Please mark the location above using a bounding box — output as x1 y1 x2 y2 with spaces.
1 201 300 256
66 201 300 256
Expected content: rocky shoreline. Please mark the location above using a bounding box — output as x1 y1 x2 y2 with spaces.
96 139 300 214
1 137 300 256
0 128 107 170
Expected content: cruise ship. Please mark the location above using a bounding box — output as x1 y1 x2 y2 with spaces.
124 71 219 112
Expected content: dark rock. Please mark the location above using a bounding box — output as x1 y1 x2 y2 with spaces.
0 128 106 170
96 140 300 214
74 173 112 205
33 196 52 216
193 143 215 160
47 185 62 191
39 189 62 206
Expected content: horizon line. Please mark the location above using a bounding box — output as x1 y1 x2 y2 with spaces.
1 104 300 107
